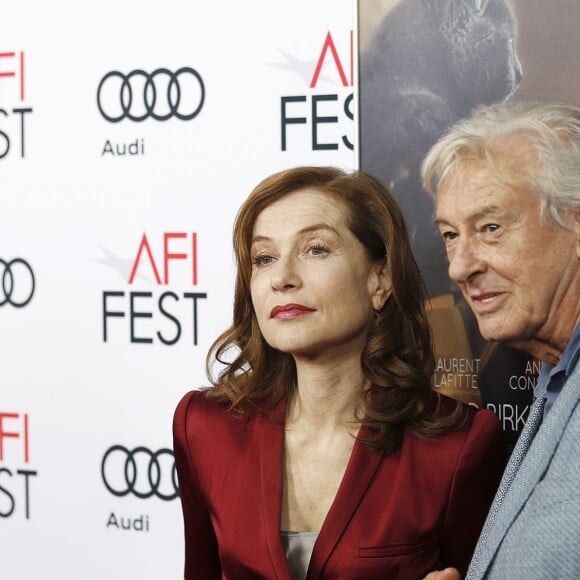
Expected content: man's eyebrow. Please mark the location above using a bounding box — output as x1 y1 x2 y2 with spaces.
435 205 509 226
251 223 340 244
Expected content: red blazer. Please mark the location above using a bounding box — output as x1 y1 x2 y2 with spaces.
173 389 503 579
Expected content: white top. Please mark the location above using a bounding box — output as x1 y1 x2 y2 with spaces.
280 531 319 580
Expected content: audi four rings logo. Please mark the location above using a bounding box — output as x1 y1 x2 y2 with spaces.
0 258 35 307
101 445 178 501
97 67 205 122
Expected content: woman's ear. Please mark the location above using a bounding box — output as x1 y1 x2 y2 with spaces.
369 257 392 311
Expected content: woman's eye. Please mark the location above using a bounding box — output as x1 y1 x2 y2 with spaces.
484 223 500 233
307 243 329 256
252 254 273 266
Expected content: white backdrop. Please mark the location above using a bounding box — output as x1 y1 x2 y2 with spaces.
1 2 355 578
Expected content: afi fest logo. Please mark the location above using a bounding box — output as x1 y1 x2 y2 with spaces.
101 444 177 533
280 31 353 152
101 232 208 345
97 67 206 158
0 51 33 160
0 412 37 519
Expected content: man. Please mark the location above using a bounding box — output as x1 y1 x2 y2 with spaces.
420 101 580 579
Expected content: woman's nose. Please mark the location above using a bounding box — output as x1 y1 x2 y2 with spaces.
269 255 302 291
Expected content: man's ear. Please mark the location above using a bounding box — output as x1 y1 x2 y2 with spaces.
369 258 392 311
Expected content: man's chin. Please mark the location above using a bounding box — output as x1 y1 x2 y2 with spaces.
476 321 516 346
478 324 536 357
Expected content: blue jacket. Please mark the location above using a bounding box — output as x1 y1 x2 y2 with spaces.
467 357 580 579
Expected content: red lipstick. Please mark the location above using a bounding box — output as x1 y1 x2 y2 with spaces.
270 304 315 319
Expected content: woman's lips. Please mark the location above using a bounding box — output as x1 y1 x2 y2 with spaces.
270 304 316 319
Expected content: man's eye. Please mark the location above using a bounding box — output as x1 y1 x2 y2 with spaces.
441 231 458 242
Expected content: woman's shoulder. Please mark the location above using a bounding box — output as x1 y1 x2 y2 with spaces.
430 393 503 446
176 387 218 408
173 388 253 460
174 387 233 426
405 394 503 470
173 387 278 437
437 393 500 425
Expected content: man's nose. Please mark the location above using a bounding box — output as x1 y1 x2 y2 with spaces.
448 237 484 283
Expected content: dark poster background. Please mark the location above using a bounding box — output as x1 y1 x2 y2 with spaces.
358 0 580 451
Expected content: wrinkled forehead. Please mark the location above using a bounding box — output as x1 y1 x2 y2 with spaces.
436 161 511 216
438 136 538 198
437 158 498 198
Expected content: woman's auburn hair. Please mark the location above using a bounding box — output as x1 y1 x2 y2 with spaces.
206 166 464 455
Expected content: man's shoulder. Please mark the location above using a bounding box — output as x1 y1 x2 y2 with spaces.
556 362 580 417
568 353 580 384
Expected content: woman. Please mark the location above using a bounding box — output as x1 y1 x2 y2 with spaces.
173 166 504 579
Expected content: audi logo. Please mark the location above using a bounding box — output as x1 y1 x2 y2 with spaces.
101 445 178 501
0 258 35 308
97 67 205 122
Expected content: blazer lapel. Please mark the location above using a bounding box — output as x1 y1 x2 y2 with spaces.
307 427 383 578
258 399 292 580
473 374 580 578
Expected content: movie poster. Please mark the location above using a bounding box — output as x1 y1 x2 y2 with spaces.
358 0 580 450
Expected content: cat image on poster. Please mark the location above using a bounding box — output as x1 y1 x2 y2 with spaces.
360 0 522 297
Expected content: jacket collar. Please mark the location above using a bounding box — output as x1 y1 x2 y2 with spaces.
307 427 383 577
256 396 384 578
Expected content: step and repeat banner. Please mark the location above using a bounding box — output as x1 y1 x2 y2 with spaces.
1 2 355 578
4 0 579 578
